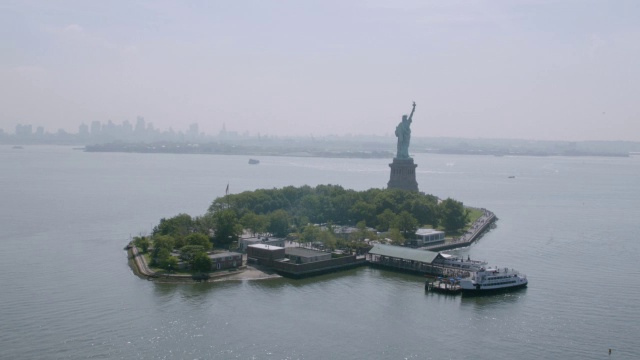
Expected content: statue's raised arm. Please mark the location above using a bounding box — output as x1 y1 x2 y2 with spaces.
408 101 416 123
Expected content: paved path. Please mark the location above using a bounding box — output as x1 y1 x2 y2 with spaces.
423 208 496 251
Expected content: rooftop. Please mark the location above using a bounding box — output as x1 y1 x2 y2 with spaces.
208 252 242 259
285 247 329 257
416 228 445 236
248 244 284 251
369 244 441 264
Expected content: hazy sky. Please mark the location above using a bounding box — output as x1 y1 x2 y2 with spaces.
2 0 639 141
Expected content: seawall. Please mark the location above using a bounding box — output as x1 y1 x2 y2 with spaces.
423 208 497 252
127 245 250 283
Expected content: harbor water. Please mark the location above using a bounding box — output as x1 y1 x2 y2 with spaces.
1 146 639 359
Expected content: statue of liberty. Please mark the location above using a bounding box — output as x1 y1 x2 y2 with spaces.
395 101 416 159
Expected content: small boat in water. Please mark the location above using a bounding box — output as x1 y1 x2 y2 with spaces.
459 266 528 294
12 145 24 149
248 159 260 165
508 175 515 179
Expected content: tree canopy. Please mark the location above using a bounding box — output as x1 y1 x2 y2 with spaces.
438 198 469 232
212 209 243 246
148 185 470 257
206 185 442 233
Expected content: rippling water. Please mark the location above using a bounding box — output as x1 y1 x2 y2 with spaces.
1 146 639 359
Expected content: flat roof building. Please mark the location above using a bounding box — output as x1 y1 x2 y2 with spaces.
247 244 285 266
284 247 331 264
413 228 445 246
366 243 447 275
208 252 242 270
239 236 285 252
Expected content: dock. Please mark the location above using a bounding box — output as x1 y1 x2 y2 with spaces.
425 279 462 294
366 244 473 278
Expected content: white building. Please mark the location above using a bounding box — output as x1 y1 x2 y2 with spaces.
414 228 445 246
239 236 285 252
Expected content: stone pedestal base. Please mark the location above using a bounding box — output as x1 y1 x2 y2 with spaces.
387 158 419 191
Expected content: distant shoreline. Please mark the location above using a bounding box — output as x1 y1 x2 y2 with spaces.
85 141 630 158
88 142 394 159
5 137 638 158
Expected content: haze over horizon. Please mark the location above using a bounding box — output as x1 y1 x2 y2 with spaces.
2 1 639 142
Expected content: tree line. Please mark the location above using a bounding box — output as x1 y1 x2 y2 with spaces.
135 184 469 272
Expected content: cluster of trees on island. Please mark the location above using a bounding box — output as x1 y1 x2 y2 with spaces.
134 184 470 272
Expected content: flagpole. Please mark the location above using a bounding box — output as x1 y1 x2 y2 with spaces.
225 182 230 209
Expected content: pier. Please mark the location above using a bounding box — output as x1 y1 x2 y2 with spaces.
366 244 473 278
425 279 462 294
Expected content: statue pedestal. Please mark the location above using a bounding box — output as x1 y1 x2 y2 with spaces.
387 158 419 192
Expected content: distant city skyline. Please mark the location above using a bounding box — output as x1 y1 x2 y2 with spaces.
2 1 640 141
3 117 397 141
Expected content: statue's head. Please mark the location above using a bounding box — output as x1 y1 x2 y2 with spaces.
402 115 408 121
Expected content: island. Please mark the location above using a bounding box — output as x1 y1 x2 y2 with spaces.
127 184 495 282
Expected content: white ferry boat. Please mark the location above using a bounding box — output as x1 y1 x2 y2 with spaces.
434 254 487 272
459 266 528 294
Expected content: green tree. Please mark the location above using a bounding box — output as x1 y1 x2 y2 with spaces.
318 228 337 250
153 235 175 250
394 211 418 239
376 209 398 232
179 245 205 265
153 213 193 239
267 209 290 237
372 190 402 215
133 236 150 253
240 212 269 236
159 255 179 272
290 215 310 233
349 221 375 243
192 252 212 273
410 197 439 228
331 192 356 223
287 231 302 247
193 212 216 235
349 200 377 227
301 225 321 247
185 233 212 250
212 209 243 246
439 198 469 232
151 247 171 267
157 186 469 255
151 235 175 265
387 228 405 246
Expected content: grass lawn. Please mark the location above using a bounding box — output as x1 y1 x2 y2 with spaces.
467 208 484 225
141 252 236 275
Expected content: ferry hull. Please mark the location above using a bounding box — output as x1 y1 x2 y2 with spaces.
461 282 528 296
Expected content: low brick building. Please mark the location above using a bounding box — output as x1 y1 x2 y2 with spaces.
247 244 285 266
239 236 286 252
208 252 243 270
284 247 332 264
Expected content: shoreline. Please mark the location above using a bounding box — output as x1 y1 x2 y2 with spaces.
127 208 496 283
127 246 282 283
423 208 497 251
